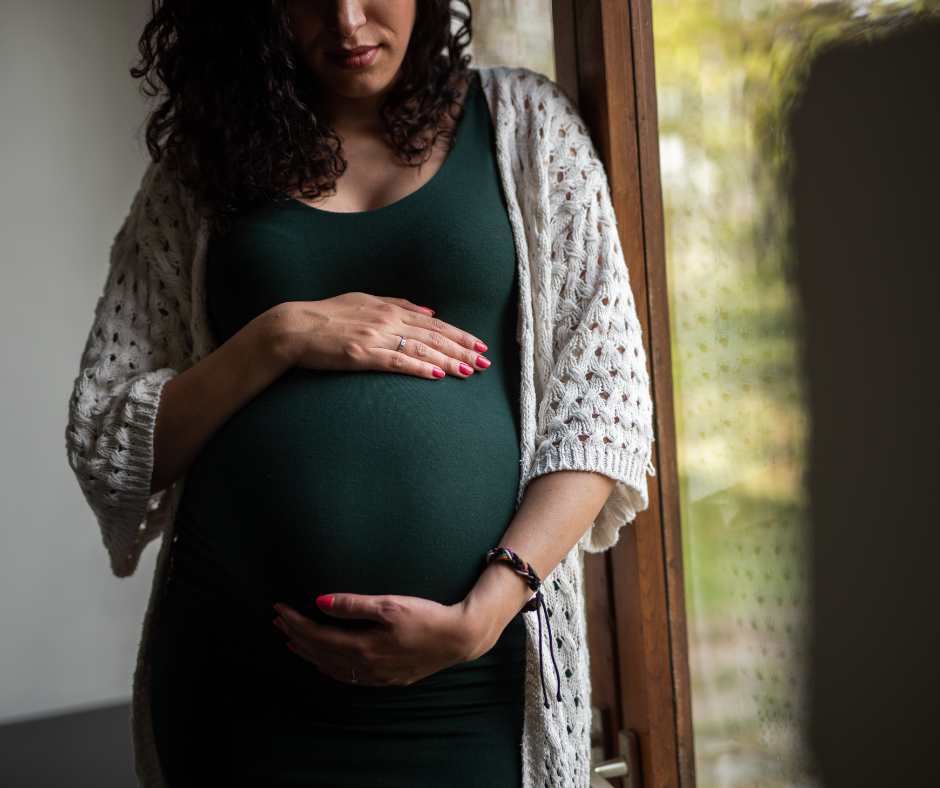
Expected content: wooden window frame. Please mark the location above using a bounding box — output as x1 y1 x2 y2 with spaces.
551 2 694 786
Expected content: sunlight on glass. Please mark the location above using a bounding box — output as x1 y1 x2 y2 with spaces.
653 0 937 785
465 0 556 79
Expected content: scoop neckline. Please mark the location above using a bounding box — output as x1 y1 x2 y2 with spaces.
284 70 480 218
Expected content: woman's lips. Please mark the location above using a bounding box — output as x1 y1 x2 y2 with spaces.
326 46 379 70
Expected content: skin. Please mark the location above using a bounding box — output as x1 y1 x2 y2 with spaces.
288 0 467 212
151 0 617 687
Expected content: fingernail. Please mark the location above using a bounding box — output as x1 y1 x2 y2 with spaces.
273 604 282 615
459 362 474 375
474 340 488 352
476 355 491 369
273 618 283 630
316 595 334 610
286 642 299 654
419 306 435 315
432 366 445 378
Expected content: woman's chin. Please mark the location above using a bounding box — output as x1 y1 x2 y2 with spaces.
312 54 403 99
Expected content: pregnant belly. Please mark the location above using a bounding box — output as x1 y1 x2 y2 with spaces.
168 366 522 625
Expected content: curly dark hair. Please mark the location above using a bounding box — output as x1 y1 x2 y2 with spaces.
131 0 473 233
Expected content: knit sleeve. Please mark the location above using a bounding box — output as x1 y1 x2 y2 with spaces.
65 162 197 577
521 80 656 552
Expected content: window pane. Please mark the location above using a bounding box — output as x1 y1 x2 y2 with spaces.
465 0 555 79
652 1 928 785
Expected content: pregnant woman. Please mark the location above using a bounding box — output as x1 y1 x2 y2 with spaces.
65 1 655 787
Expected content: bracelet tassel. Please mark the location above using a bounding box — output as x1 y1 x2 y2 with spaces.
486 548 563 709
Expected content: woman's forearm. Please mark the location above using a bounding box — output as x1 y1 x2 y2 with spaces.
461 470 616 658
150 306 295 494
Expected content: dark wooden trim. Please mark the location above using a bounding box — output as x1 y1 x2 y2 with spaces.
553 1 694 786
625 2 696 783
583 550 621 775
550 0 579 104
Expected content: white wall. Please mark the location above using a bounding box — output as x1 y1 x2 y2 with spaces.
0 0 157 723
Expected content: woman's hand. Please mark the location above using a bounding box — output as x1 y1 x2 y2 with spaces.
270 293 491 380
273 594 505 687
269 472 616 686
151 292 486 494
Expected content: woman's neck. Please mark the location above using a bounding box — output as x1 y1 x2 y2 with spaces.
317 88 386 138
313 67 407 138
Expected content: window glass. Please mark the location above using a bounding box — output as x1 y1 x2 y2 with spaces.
652 0 931 784
464 0 555 79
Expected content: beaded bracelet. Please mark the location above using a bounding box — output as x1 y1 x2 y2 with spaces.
486 547 562 709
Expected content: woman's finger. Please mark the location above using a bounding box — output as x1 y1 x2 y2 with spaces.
282 628 390 687
373 296 435 317
276 617 348 663
309 652 381 686
371 297 489 358
286 638 379 686
397 311 489 357
314 593 401 623
384 335 478 378
275 603 378 659
372 348 448 380
274 602 351 650
405 326 490 374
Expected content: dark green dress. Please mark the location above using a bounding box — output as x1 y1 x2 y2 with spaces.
149 74 528 787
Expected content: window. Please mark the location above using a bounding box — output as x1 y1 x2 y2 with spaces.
470 1 935 785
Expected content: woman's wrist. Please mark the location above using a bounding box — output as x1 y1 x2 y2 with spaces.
252 302 304 371
458 563 535 661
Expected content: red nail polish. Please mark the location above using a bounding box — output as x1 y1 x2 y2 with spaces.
273 604 281 615
432 367 445 378
286 642 299 654
316 595 334 610
419 306 435 315
476 355 491 369
459 362 474 375
474 340 488 352
273 618 283 630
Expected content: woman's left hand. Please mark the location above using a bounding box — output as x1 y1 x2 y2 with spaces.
273 594 495 687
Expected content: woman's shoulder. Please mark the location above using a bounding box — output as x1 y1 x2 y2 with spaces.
120 158 207 257
118 158 202 233
108 157 207 310
477 66 592 136
475 65 602 176
475 65 573 107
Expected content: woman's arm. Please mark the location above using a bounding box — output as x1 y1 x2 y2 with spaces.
462 469 615 657
149 309 289 495
274 469 613 686
70 168 495 575
66 164 194 577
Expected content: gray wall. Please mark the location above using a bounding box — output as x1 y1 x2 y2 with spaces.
0 0 156 723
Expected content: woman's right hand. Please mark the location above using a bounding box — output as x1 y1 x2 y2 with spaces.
152 292 486 494
272 292 491 380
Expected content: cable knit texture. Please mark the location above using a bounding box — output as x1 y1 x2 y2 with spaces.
65 66 655 788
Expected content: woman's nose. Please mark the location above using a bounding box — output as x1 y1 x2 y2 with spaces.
328 0 368 39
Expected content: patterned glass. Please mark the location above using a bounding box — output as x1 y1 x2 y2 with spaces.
654 0 936 785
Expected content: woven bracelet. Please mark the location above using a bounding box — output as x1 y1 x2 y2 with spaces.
486 547 562 708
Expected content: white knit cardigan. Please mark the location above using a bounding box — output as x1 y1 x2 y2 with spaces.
66 66 655 788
